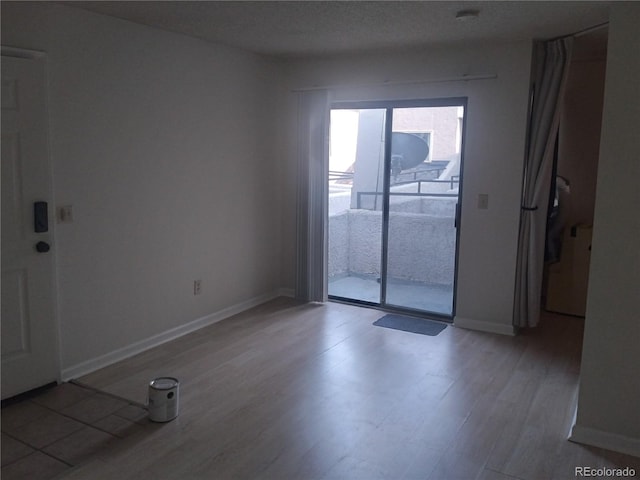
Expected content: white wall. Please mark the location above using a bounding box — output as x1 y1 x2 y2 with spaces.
280 42 532 333
1 3 283 373
572 3 640 456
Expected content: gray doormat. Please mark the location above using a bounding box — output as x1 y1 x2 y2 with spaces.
373 314 447 336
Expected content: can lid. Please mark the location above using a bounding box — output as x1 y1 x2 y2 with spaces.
149 377 179 390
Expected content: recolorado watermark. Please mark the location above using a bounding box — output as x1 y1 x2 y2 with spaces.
575 466 636 477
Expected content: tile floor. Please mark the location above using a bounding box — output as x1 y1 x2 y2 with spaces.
1 382 149 480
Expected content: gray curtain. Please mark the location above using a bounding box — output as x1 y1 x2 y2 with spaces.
295 90 330 302
514 38 573 328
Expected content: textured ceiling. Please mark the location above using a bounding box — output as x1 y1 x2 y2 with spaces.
64 1 611 58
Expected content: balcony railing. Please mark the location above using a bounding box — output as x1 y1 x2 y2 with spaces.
356 190 457 209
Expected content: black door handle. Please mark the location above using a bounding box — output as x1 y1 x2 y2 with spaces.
34 201 49 233
35 241 50 253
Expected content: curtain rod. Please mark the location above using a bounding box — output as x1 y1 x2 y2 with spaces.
547 21 609 42
290 73 498 92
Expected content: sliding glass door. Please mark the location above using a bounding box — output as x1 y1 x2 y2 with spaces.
328 108 386 304
327 99 466 319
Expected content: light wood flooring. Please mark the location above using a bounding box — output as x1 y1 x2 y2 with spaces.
57 298 640 478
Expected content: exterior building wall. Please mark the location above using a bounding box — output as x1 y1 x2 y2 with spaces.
328 197 457 285
393 107 459 161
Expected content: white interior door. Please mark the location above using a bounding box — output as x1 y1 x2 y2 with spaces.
2 53 59 399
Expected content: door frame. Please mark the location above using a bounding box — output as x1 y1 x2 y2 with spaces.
2 45 62 397
327 97 468 320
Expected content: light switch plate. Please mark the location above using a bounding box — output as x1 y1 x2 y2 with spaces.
478 194 489 210
58 205 73 223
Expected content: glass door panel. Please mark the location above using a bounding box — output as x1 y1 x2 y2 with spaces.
328 108 386 304
327 100 465 319
384 106 463 315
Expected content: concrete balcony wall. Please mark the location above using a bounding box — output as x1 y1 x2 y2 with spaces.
389 195 457 216
347 211 383 277
387 213 456 284
329 196 457 285
328 211 350 277
329 191 351 215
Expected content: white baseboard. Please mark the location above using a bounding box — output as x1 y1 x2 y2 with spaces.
454 316 516 336
570 423 640 458
61 290 282 381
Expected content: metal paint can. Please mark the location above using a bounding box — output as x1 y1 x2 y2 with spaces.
148 377 179 422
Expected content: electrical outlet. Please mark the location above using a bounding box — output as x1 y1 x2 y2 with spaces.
194 280 202 295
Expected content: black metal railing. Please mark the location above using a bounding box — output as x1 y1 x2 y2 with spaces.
392 178 460 193
328 170 354 182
